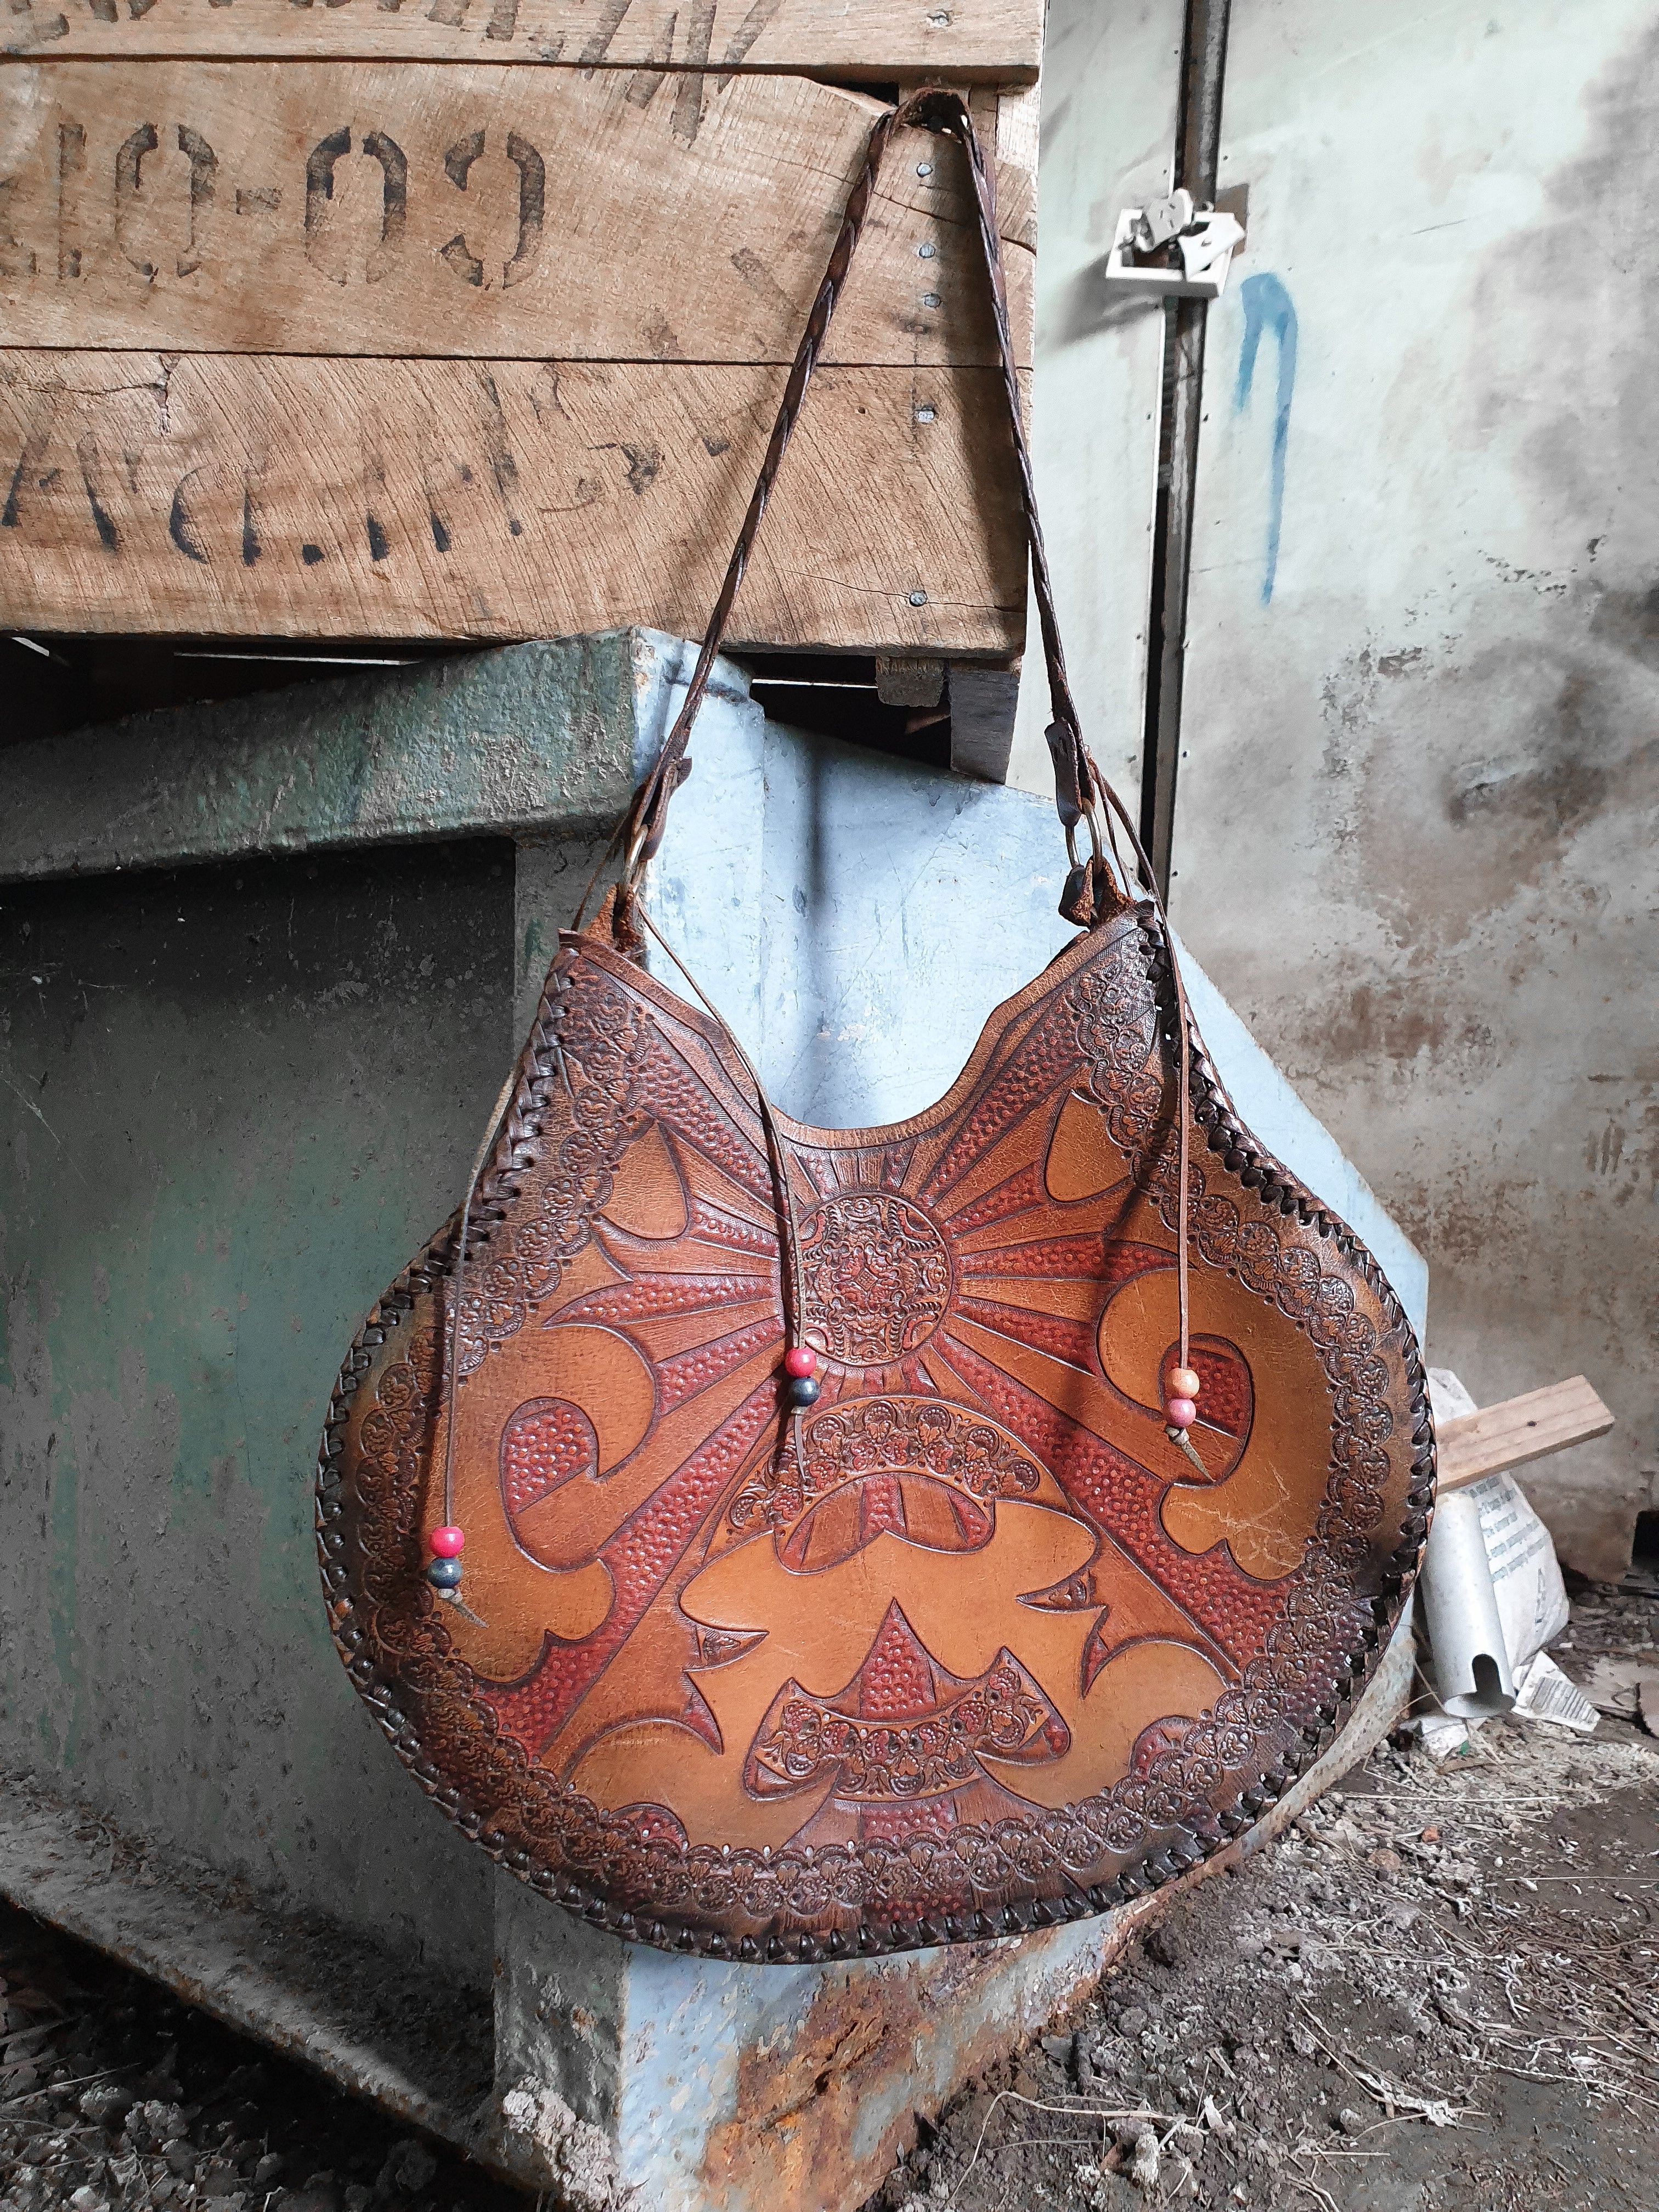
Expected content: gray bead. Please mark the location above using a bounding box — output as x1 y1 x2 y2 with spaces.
787 1375 821 1407
426 1556 464 1589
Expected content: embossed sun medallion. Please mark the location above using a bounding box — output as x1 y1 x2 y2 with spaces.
797 1190 952 1365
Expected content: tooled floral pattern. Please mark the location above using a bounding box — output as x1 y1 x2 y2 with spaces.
1068 935 1166 1154
320 922 1427 1949
797 1192 952 1365
351 1332 442 1594
744 1657 1064 1802
729 1395 1043 1535
453 978 653 1375
1049 916 1414 1865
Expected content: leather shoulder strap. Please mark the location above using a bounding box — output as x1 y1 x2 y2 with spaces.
601 92 1201 1584
616 88 1097 894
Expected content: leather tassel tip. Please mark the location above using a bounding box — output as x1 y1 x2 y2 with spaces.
438 1588 489 1628
1058 855 1127 930
1166 1424 1208 1474
1058 862 1094 926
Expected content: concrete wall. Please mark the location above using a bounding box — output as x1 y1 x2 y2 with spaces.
1171 0 1657 1579
1010 1 1656 1578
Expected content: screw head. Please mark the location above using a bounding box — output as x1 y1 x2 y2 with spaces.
917 161 934 178
915 404 936 424
908 590 928 607
921 291 941 309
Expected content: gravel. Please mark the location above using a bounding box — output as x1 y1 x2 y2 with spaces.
0 1934 515 2212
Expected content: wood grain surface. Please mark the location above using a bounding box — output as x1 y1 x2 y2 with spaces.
0 351 1029 644
0 64 1034 362
1 0 1042 78
1436 1376 1615 1494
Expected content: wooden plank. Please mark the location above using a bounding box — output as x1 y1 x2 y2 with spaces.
1 0 1042 78
0 352 1028 647
0 64 1033 364
1437 1378 1615 1494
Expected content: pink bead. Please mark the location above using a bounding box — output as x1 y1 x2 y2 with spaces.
1165 1397 1197 1429
429 1525 466 1558
783 1346 819 1379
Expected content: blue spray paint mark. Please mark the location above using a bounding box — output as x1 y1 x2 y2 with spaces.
1234 274 1297 606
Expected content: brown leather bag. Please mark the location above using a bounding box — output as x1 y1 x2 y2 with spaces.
318 91 1434 1962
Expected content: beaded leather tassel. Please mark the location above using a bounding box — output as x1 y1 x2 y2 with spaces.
426 1523 465 1590
1164 1363 1207 1473
782 1344 820 1405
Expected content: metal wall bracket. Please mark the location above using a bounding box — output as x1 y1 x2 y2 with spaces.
1104 192 1244 301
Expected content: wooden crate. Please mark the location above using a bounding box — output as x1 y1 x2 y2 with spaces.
0 4 1041 648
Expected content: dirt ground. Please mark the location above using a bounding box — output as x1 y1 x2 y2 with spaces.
1 1594 1655 2212
863 1585 1659 2212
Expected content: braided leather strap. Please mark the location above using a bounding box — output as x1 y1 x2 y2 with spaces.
618 87 1095 896
608 85 1189 1362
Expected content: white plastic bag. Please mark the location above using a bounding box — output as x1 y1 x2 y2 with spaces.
1429 1369 1570 1668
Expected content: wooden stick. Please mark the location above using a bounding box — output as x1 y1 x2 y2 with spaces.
1436 1376 1614 1494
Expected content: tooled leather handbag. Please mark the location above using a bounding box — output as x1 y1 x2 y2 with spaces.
318 91 1434 1961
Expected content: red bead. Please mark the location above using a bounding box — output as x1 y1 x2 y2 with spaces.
429 1525 465 1558
783 1346 818 1379
1165 1397 1197 1429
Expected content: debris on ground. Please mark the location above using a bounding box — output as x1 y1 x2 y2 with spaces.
861 1595 1659 2210
0 1934 501 2212
1508 1649 1600 1735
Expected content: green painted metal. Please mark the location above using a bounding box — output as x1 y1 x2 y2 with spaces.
0 635 639 884
0 844 518 1980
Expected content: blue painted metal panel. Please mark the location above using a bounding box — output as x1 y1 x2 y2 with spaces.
642 640 1427 1335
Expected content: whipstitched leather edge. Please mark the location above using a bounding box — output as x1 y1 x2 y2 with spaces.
315 907 1434 1961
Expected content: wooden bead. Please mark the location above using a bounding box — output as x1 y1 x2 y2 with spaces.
1165 1397 1197 1429
1167 1367 1201 1400
783 1347 818 1379
430 1525 465 1557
